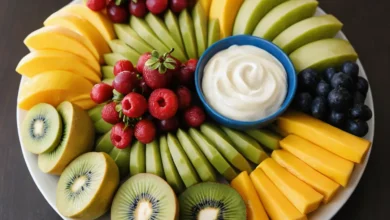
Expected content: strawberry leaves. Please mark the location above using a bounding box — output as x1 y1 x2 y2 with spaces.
145 48 177 74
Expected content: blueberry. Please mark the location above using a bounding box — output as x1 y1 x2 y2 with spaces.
353 91 366 105
330 72 354 91
316 80 331 97
311 96 328 119
298 69 321 94
328 111 346 128
345 119 369 137
328 87 352 112
341 61 359 82
349 104 373 121
323 67 337 83
356 76 369 95
294 92 313 114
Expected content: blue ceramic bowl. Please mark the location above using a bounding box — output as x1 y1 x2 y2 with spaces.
195 35 297 130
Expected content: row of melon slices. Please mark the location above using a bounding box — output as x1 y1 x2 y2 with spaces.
16 4 116 110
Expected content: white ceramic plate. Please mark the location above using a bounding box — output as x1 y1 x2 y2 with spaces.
16 1 375 219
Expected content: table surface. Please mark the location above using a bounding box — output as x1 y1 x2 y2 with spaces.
0 0 389 219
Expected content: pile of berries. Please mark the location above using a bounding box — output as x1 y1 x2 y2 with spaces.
90 49 206 149
87 0 194 23
294 61 372 137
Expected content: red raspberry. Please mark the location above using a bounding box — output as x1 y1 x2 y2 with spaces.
176 86 192 110
113 71 140 95
111 123 133 149
114 60 134 76
137 52 151 73
149 89 178 120
87 0 106 11
134 119 156 144
185 59 198 72
159 116 179 132
102 102 121 124
122 92 148 118
184 106 206 128
90 83 113 104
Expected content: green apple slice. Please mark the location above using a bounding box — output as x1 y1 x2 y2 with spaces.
87 104 104 123
167 133 200 188
130 16 170 53
101 66 114 79
95 131 114 153
177 129 217 182
164 10 185 51
103 53 127 66
200 123 252 173
145 13 187 62
245 129 282 151
113 24 153 54
94 118 112 134
146 140 164 178
253 0 318 41
233 0 287 35
179 9 198 59
290 38 358 72
192 2 208 58
129 141 146 177
273 15 343 54
102 78 113 85
160 135 185 194
108 39 140 64
221 126 269 165
208 19 220 47
109 146 130 178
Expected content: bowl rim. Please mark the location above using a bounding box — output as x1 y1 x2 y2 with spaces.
194 35 297 126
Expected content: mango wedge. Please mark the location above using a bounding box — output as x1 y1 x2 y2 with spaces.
16 50 101 83
209 0 245 38
199 0 211 16
280 135 354 187
231 171 269 220
18 71 93 110
73 98 97 110
272 150 340 203
250 169 307 220
277 111 371 163
258 158 323 214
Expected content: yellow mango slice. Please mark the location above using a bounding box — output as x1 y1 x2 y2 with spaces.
209 0 245 38
272 150 340 203
231 171 269 220
200 0 212 16
56 4 116 42
44 12 111 63
18 71 93 110
277 111 371 163
69 94 91 102
24 26 100 69
250 169 307 220
280 135 354 187
16 50 101 83
73 98 97 110
258 158 323 214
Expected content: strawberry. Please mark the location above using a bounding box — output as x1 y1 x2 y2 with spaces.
143 49 178 89
137 52 151 73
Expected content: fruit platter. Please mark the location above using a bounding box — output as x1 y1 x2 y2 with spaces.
16 0 374 219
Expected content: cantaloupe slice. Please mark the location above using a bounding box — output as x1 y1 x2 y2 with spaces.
231 171 269 220
209 0 245 38
258 158 323 214
272 150 340 203
277 111 371 163
280 135 354 187
250 169 307 220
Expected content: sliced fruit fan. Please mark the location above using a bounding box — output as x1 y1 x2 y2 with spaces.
17 0 373 219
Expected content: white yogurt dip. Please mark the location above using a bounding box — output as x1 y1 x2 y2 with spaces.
202 45 287 121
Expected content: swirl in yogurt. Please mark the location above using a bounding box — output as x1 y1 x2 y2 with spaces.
202 45 287 121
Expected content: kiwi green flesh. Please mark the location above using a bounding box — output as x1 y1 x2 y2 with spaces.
207 19 220 47
38 102 94 175
109 147 130 179
179 182 246 220
146 140 164 178
95 131 114 153
245 128 282 150
87 104 104 123
200 123 252 173
21 103 62 154
167 133 200 188
101 66 114 79
188 128 237 181
221 126 269 165
94 118 113 134
160 135 185 194
111 173 178 220
130 141 146 177
164 10 185 54
177 129 217 182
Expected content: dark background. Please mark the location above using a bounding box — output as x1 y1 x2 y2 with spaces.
0 0 388 219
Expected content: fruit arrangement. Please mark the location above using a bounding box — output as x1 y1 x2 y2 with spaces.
17 0 375 219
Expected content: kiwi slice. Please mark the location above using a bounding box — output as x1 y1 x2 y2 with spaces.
177 129 217 182
146 140 164 178
56 152 119 219
129 141 146 176
38 101 94 175
95 130 114 153
109 146 130 179
21 103 62 154
167 133 200 188
189 128 237 181
179 182 246 220
111 173 178 220
87 104 104 123
159 135 185 194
